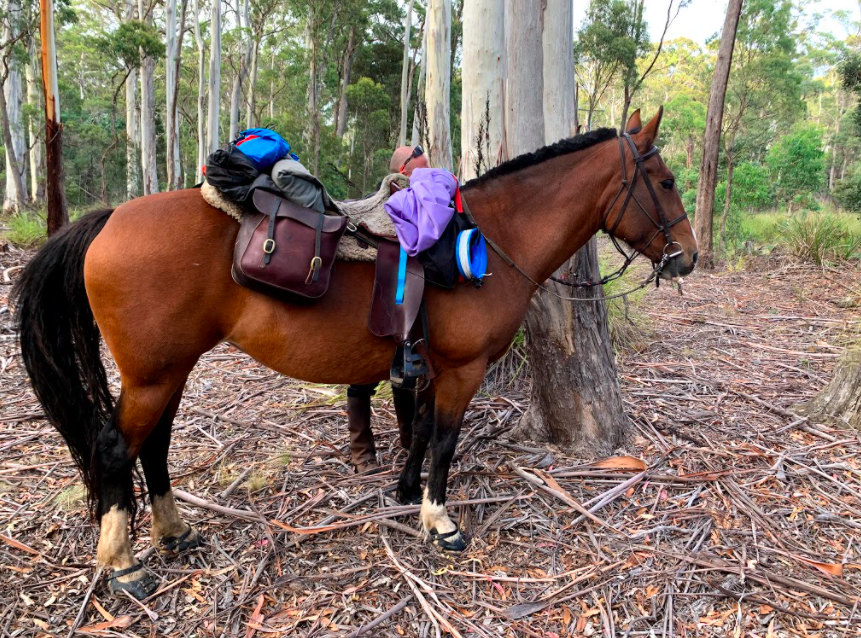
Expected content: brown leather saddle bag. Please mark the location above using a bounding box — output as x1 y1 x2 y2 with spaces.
232 190 348 299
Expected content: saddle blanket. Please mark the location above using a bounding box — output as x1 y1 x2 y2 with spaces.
202 174 409 263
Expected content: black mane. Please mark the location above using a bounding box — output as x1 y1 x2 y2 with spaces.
464 127 618 188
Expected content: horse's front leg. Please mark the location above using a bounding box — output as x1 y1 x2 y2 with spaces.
420 361 486 552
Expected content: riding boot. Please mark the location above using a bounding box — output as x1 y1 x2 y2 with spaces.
346 388 379 473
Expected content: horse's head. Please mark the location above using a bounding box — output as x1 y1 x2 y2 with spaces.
601 107 698 280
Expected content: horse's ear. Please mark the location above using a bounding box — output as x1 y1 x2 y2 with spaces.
638 106 664 148
625 109 642 134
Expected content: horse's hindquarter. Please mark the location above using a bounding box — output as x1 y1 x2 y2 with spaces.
84 189 521 387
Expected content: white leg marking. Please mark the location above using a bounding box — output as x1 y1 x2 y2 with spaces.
151 489 189 546
97 506 138 581
420 487 457 535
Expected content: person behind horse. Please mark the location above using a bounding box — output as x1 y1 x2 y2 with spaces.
347 145 430 473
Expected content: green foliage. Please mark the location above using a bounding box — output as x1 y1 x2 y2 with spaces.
730 162 772 212
766 123 826 207
834 163 861 212
6 212 46 247
783 212 861 264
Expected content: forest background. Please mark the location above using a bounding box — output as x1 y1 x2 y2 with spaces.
1 0 861 264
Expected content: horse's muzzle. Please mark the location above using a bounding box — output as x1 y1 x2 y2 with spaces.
661 252 697 279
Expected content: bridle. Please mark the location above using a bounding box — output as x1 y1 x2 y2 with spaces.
586 132 689 288
459 132 690 302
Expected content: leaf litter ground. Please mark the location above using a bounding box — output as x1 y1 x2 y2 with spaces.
1 244 860 638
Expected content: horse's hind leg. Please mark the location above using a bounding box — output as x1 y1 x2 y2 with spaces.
95 377 185 599
139 380 203 554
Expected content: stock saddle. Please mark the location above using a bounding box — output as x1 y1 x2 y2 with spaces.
230 181 431 389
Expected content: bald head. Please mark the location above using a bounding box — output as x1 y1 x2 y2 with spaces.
390 146 430 176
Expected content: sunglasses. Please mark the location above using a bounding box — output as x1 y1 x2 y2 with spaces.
399 145 425 174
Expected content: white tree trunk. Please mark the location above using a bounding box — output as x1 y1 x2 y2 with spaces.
3 0 27 213
125 0 141 198
504 0 544 159
165 0 181 190
335 26 356 139
513 0 628 450
542 0 575 143
411 25 428 146
207 0 222 154
398 0 415 147
425 0 452 170
268 47 276 120
194 0 206 182
460 0 505 180
245 40 259 129
25 36 43 203
229 0 252 140
139 0 158 195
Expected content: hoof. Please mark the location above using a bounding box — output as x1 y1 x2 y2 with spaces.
430 528 468 553
160 526 204 554
107 563 159 600
396 485 423 506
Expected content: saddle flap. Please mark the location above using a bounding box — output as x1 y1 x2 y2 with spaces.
368 240 425 341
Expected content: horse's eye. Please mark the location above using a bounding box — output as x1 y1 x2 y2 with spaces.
661 179 675 191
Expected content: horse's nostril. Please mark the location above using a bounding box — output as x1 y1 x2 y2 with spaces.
692 251 699 265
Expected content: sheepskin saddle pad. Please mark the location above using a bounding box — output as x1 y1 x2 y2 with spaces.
201 173 408 263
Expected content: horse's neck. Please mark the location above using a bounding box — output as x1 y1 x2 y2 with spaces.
465 147 613 285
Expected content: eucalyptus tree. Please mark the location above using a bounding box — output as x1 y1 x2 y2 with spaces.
426 0 452 170
460 0 504 180
694 0 743 268
2 0 28 213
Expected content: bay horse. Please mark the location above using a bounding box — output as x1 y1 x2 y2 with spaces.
13 109 696 598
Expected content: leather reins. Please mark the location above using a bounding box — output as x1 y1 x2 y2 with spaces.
459 132 690 302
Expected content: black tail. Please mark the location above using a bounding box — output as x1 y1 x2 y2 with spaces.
12 209 115 518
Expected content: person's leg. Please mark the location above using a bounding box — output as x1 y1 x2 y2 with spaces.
346 383 379 472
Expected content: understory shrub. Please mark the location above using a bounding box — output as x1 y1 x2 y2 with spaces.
783 212 861 264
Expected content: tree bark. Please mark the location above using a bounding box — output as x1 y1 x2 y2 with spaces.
245 39 259 130
398 0 415 147
193 0 206 182
139 0 158 195
40 0 67 235
335 25 356 139
504 0 543 161
411 24 428 146
797 349 861 430
229 0 252 141
26 36 44 203
3 0 27 213
511 0 626 450
165 0 183 190
124 0 141 199
207 0 222 154
694 0 743 269
425 0 452 171
461 0 505 181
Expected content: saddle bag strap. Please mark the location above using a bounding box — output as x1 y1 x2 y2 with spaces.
306 211 324 284
263 198 280 265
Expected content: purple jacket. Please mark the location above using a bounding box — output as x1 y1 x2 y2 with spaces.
384 168 457 256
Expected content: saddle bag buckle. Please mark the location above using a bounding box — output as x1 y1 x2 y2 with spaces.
263 238 276 255
305 256 323 285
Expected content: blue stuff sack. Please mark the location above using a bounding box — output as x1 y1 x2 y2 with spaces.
234 128 296 171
